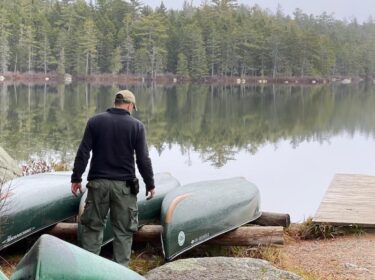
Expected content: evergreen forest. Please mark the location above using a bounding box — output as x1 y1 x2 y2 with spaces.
1 0 375 79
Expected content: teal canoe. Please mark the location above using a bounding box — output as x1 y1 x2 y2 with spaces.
10 234 145 280
78 172 181 245
0 172 85 251
0 271 8 280
161 177 261 260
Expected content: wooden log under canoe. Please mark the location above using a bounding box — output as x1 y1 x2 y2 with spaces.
49 224 284 246
251 212 291 228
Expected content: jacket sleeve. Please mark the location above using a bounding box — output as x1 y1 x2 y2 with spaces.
135 123 155 190
71 121 93 183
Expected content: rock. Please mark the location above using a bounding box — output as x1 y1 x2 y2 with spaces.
145 257 303 280
0 147 22 183
344 263 371 273
64 74 72 84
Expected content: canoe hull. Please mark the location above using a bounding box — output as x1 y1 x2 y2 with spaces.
78 172 181 246
10 234 145 280
0 271 8 280
161 177 261 260
0 172 84 251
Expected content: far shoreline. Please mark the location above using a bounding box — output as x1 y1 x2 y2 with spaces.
0 72 371 86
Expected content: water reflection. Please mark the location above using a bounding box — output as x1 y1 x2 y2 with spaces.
1 83 375 166
3 82 375 220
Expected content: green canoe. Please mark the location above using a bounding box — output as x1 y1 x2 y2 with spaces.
0 172 85 251
10 234 145 280
161 177 261 260
0 271 8 280
78 172 181 245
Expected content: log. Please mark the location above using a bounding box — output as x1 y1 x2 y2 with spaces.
134 225 163 243
136 225 284 246
251 212 291 228
48 223 283 246
48 222 78 239
207 226 284 246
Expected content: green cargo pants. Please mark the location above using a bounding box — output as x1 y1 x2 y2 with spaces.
80 179 138 267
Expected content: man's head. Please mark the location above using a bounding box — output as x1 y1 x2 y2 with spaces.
114 90 137 112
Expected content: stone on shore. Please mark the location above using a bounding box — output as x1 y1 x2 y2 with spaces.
145 257 302 280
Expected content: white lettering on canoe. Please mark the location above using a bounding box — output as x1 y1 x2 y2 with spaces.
2 227 36 244
191 233 210 245
178 231 185 246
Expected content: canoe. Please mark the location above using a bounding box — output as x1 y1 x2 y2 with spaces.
78 172 181 246
10 234 145 280
161 177 261 260
0 172 85 251
0 271 8 280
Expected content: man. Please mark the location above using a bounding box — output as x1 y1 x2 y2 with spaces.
71 89 155 267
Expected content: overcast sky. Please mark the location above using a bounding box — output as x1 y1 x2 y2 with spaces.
141 0 375 22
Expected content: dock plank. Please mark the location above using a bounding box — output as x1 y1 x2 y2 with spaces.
313 174 375 227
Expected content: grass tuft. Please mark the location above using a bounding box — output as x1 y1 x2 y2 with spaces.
286 266 322 280
286 218 365 240
129 246 165 275
52 162 70 172
229 245 282 265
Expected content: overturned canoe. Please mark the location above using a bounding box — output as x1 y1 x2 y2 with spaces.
10 234 145 280
161 177 261 260
0 172 85 251
78 172 181 246
0 271 8 280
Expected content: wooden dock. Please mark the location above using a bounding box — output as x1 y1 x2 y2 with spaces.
313 174 375 227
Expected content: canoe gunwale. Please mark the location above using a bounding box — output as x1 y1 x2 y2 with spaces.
161 211 262 261
0 215 77 251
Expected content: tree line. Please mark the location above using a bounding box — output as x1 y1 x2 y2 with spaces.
1 0 375 79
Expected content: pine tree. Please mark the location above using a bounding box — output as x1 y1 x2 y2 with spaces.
18 24 37 73
190 31 208 79
110 47 122 74
119 15 135 75
122 35 135 75
79 18 98 75
134 47 149 75
0 10 10 73
133 10 168 78
57 47 65 76
176 52 189 76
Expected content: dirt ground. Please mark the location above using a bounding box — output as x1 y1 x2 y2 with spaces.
282 232 375 280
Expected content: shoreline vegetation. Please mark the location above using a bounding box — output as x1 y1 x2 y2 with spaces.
0 72 368 86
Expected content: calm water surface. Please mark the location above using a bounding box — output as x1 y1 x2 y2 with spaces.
1 83 375 221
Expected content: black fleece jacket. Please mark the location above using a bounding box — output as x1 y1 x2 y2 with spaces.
71 108 155 191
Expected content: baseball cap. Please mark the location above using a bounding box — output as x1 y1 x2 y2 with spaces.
115 90 137 111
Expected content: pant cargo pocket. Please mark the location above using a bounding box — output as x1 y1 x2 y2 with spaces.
128 208 138 232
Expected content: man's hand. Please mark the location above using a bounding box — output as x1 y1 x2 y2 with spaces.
146 188 155 200
71 182 82 197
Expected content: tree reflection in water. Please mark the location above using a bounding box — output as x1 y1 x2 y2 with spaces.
1 83 375 167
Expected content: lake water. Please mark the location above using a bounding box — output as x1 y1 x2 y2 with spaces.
1 82 375 222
